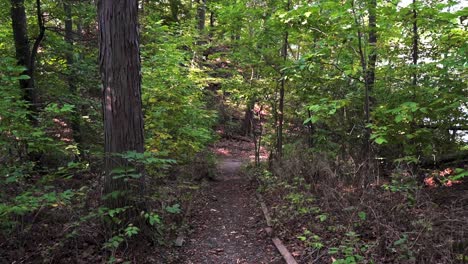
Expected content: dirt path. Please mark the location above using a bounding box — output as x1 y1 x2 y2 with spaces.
178 156 282 264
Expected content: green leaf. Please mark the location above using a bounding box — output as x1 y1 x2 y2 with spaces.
316 214 328 222
394 235 408 246
165 203 181 214
17 75 30 80
358 211 367 221
374 137 388 145
124 225 140 237
395 114 404 123
297 235 307 241
328 247 339 254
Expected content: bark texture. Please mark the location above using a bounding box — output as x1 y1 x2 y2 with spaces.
10 0 37 112
196 0 206 32
98 0 145 209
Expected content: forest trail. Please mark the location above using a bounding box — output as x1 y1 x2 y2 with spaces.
177 141 282 264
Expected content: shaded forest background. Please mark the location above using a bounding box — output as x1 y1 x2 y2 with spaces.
0 0 467 263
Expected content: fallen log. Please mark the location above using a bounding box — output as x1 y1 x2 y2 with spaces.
256 192 299 264
272 237 299 264
256 193 272 227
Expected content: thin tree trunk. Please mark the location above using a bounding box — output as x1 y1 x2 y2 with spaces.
208 11 215 40
351 0 377 178
98 0 145 210
277 0 290 158
243 99 255 136
363 0 377 179
307 109 314 148
196 0 206 32
169 0 180 22
365 0 377 143
30 0 45 95
63 1 82 155
411 0 418 88
242 67 256 136
351 0 377 163
351 0 367 80
210 11 215 28
254 105 264 166
411 0 422 157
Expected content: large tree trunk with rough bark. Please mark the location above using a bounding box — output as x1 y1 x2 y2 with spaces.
98 0 145 210
10 0 38 115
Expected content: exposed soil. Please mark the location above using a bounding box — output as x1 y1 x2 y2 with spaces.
177 140 282 264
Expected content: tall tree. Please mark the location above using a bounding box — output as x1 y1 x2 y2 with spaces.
411 0 418 88
196 0 206 32
276 0 290 158
98 0 145 209
63 0 82 154
169 0 180 22
351 0 377 168
364 0 377 162
10 0 38 115
29 0 45 93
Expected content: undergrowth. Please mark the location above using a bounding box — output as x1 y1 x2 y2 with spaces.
0 150 216 263
250 145 468 264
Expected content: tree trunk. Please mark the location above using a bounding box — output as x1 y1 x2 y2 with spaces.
362 0 377 181
411 0 418 88
169 0 180 22
63 0 82 155
10 0 37 115
196 0 206 32
277 0 290 158
98 0 145 210
307 109 314 148
208 11 215 40
242 98 255 136
352 0 377 178
29 0 45 98
364 0 377 155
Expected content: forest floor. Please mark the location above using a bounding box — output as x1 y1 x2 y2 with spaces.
175 139 282 264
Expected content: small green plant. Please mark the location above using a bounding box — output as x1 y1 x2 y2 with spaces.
143 211 162 226
297 229 324 250
103 224 140 263
390 234 415 261
328 231 373 264
358 211 367 221
316 213 328 222
382 173 420 206
165 204 182 214
0 189 75 232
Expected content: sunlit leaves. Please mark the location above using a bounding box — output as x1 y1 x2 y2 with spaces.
140 15 216 161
